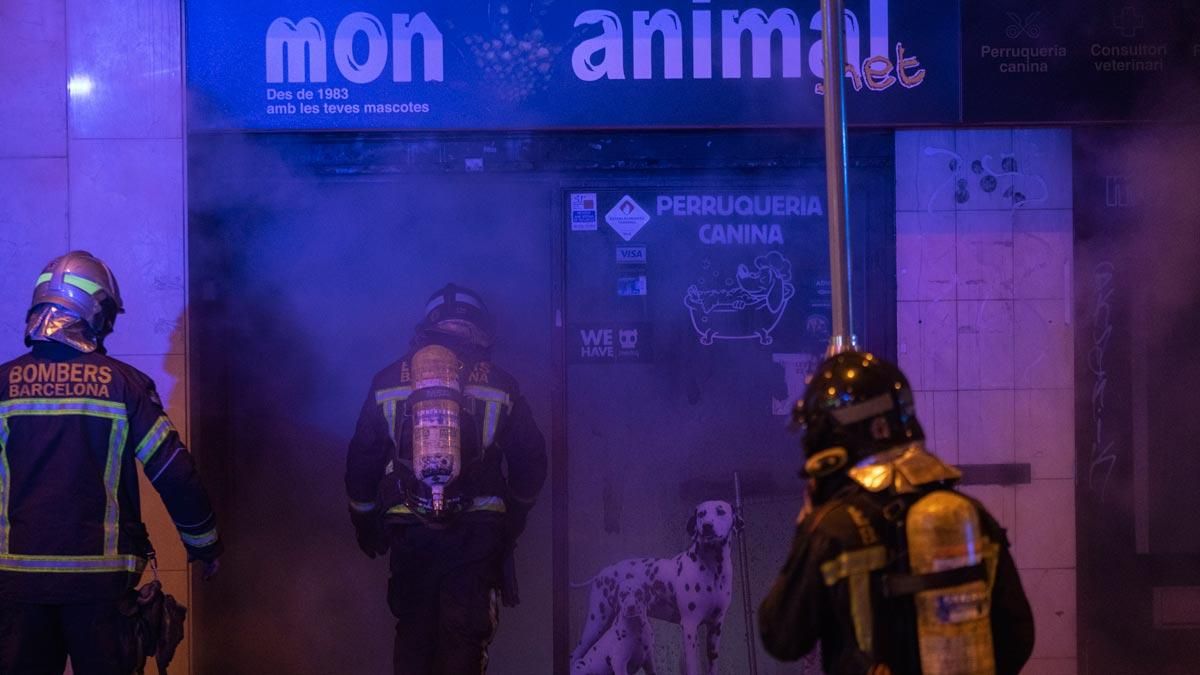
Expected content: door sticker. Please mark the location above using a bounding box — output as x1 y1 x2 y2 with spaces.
684 251 795 345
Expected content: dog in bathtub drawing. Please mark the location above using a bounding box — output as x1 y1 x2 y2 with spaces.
684 251 796 346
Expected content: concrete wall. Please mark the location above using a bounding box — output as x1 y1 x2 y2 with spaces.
896 128 1076 674
0 1 192 672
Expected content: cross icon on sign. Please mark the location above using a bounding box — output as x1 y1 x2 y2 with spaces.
1113 5 1144 38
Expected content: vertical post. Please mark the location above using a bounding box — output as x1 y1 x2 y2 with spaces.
821 0 857 355
552 199 571 674
733 472 760 675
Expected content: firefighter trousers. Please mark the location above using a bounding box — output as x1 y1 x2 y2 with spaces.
387 519 505 675
0 600 132 675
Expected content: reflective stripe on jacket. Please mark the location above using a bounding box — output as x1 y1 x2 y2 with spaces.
0 342 221 602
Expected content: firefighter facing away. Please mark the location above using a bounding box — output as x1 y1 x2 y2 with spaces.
346 283 547 675
759 351 1034 675
0 251 222 675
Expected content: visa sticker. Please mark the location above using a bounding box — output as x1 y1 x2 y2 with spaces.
616 245 647 264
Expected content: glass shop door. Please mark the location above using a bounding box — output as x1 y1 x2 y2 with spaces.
555 168 893 674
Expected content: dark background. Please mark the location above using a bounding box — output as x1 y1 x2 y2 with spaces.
1073 126 1200 674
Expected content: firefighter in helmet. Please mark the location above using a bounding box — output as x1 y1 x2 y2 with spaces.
759 351 1034 674
0 251 222 674
345 283 547 675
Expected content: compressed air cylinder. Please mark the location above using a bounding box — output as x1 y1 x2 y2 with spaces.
410 345 462 513
906 491 995 675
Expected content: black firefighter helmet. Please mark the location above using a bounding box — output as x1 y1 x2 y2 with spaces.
414 283 495 350
792 351 925 479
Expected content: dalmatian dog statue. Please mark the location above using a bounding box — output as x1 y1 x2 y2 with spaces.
571 500 738 675
571 589 657 675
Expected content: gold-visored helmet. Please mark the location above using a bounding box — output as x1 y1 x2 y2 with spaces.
26 250 124 351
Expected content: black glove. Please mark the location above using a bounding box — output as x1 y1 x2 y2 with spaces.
350 509 388 559
198 557 221 581
184 542 222 581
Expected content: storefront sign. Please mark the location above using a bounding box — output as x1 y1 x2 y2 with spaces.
186 0 960 130
962 0 1198 122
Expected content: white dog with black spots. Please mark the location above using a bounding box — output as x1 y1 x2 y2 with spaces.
571 585 657 675
571 500 737 675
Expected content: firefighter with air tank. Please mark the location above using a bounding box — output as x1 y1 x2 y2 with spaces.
759 350 1035 674
345 283 547 675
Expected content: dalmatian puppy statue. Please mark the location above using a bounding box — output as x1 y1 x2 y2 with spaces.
572 500 738 675
571 588 657 675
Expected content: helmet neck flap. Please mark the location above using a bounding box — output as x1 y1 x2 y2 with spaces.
25 304 102 353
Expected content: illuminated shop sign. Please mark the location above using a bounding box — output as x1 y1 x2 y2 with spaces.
187 0 959 130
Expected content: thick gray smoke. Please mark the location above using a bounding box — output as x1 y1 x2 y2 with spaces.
187 130 559 674
1072 66 1200 671
1119 132 1200 320
184 117 886 674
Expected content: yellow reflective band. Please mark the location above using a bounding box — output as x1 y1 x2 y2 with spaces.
180 528 218 548
0 400 130 556
134 416 173 464
0 398 126 420
63 274 102 295
0 420 9 554
35 272 102 295
464 386 510 448
103 419 128 556
376 387 413 445
463 385 510 404
821 545 887 655
481 401 500 447
375 386 413 404
0 553 145 574
386 496 507 516
383 400 399 444
471 496 507 513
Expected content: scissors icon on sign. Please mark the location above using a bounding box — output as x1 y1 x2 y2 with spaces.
1005 12 1042 39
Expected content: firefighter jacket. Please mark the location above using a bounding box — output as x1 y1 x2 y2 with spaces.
759 479 1035 674
0 342 221 603
345 350 547 526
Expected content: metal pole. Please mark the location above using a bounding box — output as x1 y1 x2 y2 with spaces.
820 0 857 355
733 472 760 675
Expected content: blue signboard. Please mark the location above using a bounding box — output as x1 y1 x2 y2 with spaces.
186 0 960 131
